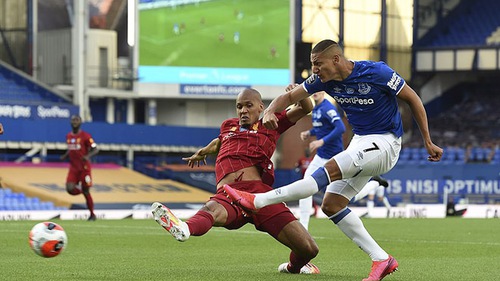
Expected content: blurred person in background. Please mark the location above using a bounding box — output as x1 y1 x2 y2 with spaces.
60 115 99 221
296 90 345 230
352 176 391 218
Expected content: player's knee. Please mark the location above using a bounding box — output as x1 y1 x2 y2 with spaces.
308 242 319 258
299 239 319 259
321 203 345 217
66 184 76 195
324 160 341 181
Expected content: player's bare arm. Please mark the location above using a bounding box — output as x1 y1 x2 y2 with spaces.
60 150 69 161
182 138 221 168
398 84 443 161
285 83 300 92
285 96 313 123
83 146 99 161
263 85 310 129
0 123 3 134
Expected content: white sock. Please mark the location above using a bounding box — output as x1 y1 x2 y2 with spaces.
299 196 313 230
367 200 375 217
354 181 378 202
254 176 319 209
335 211 388 261
382 197 391 210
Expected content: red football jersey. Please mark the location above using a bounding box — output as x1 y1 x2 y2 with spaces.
215 111 294 186
65 130 96 171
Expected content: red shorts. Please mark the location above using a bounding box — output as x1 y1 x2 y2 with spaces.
66 167 93 188
211 180 296 239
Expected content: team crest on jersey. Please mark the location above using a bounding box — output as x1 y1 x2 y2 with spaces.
358 83 371 95
305 74 317 84
230 127 237 131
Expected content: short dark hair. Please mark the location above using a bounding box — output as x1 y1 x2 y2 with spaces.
311 40 339 53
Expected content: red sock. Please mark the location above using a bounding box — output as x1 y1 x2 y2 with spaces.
288 251 309 273
83 193 95 216
185 210 214 236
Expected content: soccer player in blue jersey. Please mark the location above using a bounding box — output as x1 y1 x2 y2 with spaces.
297 91 345 230
224 39 443 281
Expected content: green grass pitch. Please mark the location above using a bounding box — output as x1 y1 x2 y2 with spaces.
2 218 500 280
139 0 290 68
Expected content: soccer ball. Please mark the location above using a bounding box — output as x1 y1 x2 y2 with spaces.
29 222 68 258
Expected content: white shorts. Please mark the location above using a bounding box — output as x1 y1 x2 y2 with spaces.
369 185 385 198
304 154 329 178
326 133 401 200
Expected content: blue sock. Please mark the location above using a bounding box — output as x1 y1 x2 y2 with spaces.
310 167 330 190
329 207 351 224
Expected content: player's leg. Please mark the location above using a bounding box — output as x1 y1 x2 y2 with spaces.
322 182 398 280
366 193 376 218
298 155 327 230
276 221 320 274
323 179 389 257
320 134 400 280
152 187 246 241
353 180 379 202
256 205 319 274
223 167 330 211
224 134 398 211
298 196 313 230
65 170 81 195
81 172 96 221
381 196 391 210
376 185 392 211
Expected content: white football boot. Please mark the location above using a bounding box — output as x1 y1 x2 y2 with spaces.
151 202 190 242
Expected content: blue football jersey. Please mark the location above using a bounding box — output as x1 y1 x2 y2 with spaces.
310 99 344 159
303 61 405 137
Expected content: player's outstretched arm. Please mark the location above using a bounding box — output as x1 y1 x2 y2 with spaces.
286 96 314 124
182 138 221 168
398 84 443 161
263 85 310 129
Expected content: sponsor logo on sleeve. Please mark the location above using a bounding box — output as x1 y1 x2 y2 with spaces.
305 74 317 84
387 72 402 90
326 109 338 118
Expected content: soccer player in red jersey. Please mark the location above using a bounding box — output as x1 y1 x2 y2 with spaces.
60 115 99 221
151 88 321 274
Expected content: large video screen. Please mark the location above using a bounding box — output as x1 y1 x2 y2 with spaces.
138 0 291 89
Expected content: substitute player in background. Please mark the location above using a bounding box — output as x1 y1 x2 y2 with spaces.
224 40 443 281
151 88 321 274
352 176 391 218
60 115 99 221
297 90 345 230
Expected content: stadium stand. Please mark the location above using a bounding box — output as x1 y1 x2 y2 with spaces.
0 61 71 105
416 0 500 47
0 186 66 211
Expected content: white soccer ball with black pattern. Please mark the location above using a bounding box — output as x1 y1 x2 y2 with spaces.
29 222 68 258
